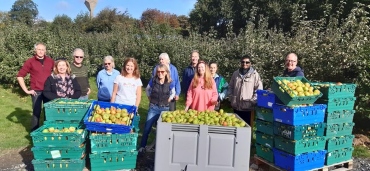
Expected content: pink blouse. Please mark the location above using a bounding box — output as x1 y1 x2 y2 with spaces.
186 78 218 111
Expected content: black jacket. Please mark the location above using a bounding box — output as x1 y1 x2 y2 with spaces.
43 74 81 101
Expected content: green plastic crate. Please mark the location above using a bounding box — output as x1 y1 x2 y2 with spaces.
325 123 355 137
31 122 87 147
312 82 356 99
89 151 138 171
271 77 322 106
326 147 353 165
256 143 274 163
274 136 326 155
273 122 325 140
326 135 354 152
316 97 356 113
325 110 355 124
44 98 93 122
256 131 274 148
32 158 85 171
32 145 85 160
256 119 273 135
255 107 273 122
89 132 138 153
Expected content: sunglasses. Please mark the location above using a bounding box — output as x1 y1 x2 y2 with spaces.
240 61 251 64
104 63 111 66
74 56 83 59
157 70 166 74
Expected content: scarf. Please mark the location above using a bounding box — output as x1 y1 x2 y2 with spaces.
54 74 74 98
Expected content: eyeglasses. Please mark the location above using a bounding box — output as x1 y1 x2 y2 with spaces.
157 71 166 74
74 56 84 59
104 63 111 66
240 61 251 64
286 60 297 63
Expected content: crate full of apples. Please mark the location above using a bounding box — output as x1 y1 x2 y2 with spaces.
83 101 138 134
271 76 322 106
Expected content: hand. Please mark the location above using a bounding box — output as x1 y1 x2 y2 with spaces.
175 95 179 101
185 106 189 111
168 98 172 102
27 90 37 96
87 88 91 95
211 100 218 105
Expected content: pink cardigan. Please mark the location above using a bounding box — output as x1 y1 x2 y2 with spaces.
186 78 218 111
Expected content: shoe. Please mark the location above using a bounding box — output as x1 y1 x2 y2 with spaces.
138 147 146 153
145 145 155 152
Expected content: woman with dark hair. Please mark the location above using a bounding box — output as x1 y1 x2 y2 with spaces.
185 61 218 111
139 64 175 153
43 59 81 101
111 58 143 107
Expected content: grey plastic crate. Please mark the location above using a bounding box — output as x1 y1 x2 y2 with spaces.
154 113 252 171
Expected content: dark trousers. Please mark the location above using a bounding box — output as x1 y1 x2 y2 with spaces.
31 91 46 131
233 109 252 127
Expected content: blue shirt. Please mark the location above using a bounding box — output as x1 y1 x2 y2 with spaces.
96 69 120 101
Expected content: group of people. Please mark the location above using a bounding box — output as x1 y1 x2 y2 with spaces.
17 42 304 154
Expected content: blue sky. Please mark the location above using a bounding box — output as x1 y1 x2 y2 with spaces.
0 0 197 21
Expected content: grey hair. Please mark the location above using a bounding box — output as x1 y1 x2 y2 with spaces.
190 50 199 56
72 48 84 56
103 55 115 68
34 42 46 50
159 53 170 63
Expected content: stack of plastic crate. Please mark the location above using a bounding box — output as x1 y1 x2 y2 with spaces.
270 77 328 170
255 90 277 163
83 101 140 171
313 82 357 166
30 98 91 171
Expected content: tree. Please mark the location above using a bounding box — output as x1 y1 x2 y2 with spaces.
51 14 74 32
140 9 180 29
88 8 135 33
9 0 38 26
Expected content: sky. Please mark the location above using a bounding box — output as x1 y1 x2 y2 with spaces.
0 0 197 21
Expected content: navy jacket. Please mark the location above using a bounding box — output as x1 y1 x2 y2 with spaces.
283 66 304 77
181 65 196 94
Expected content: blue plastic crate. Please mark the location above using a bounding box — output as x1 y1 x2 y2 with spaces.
273 148 327 171
83 101 137 134
257 90 277 109
273 104 326 125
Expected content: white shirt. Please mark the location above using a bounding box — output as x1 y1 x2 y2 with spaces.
114 75 143 106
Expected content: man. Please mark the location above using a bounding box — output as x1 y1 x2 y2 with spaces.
228 55 263 126
17 43 54 131
151 53 181 111
182 50 199 96
283 53 304 77
70 48 91 100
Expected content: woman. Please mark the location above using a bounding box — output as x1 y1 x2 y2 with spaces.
43 58 81 101
111 58 142 107
228 55 263 126
96 56 120 102
209 62 228 110
185 61 218 111
140 64 175 152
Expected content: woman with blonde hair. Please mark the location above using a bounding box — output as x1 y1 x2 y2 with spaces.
139 64 175 152
111 58 143 107
185 61 218 111
43 58 81 101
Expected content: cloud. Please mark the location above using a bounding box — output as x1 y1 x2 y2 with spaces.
56 1 70 10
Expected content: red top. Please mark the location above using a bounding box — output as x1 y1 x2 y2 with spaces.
186 78 218 111
17 55 54 91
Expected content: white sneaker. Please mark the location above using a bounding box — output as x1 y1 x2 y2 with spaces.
138 147 146 153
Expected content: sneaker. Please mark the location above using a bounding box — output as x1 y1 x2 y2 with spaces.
145 145 155 152
138 147 146 153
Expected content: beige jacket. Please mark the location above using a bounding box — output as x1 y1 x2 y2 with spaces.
228 67 263 111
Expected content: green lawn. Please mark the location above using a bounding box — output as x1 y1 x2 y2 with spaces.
1 78 369 159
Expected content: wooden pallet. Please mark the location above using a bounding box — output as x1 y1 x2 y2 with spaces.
253 155 353 171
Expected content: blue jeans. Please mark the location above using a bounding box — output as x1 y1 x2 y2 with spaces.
140 103 169 148
79 95 89 100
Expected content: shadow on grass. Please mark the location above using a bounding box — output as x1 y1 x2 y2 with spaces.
353 111 370 135
18 145 34 171
6 107 33 143
2 84 29 98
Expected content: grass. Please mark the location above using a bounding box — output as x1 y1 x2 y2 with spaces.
1 77 370 159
